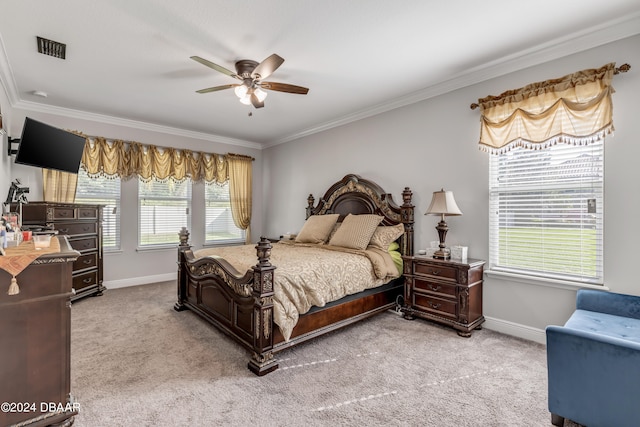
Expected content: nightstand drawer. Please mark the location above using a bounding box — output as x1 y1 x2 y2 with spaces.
414 279 456 298
54 222 98 236
414 263 457 281
413 294 456 319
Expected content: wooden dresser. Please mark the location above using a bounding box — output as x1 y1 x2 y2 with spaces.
402 255 485 336
0 237 80 427
19 202 105 301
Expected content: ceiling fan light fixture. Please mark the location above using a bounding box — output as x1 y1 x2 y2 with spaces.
254 88 268 102
234 84 248 98
239 94 252 105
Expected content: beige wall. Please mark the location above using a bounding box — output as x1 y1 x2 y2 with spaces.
262 35 640 343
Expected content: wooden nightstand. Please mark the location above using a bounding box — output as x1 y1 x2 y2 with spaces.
402 255 485 337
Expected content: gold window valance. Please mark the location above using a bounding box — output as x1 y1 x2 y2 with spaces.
80 136 231 184
476 63 617 154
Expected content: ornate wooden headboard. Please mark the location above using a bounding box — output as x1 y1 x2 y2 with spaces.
305 174 414 256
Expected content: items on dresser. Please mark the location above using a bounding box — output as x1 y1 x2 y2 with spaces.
402 255 485 337
18 202 104 301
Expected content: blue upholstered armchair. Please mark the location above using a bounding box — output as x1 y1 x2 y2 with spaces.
546 289 640 427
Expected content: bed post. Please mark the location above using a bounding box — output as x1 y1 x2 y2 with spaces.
306 194 315 219
401 187 414 256
174 227 190 312
248 237 279 375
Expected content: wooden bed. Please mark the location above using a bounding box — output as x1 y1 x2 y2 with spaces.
174 174 415 375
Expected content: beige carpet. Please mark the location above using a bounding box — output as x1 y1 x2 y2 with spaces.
69 281 576 426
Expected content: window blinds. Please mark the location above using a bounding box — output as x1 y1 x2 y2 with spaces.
138 178 191 247
76 169 121 251
205 182 245 244
489 140 604 284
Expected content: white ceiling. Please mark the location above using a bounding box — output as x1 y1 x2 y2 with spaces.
1 1 639 148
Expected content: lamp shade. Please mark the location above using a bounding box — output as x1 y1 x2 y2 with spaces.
425 189 462 216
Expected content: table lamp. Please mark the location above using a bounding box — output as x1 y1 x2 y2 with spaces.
425 189 462 259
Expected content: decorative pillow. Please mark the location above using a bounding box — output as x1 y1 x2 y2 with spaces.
367 223 405 251
328 214 383 250
327 223 341 242
295 214 339 244
388 241 403 275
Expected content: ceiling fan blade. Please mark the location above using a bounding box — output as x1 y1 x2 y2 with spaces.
190 56 239 79
196 84 238 94
250 92 265 109
251 54 284 80
260 81 309 95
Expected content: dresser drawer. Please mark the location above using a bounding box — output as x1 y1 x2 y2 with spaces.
413 294 457 319
77 207 99 220
69 236 98 253
414 263 457 281
73 253 97 273
414 279 457 299
54 222 98 237
73 270 98 292
51 207 76 220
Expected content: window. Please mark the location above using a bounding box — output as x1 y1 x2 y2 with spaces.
75 168 121 251
138 178 191 247
205 182 245 244
489 141 604 284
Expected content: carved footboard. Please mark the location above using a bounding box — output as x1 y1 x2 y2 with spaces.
175 227 279 375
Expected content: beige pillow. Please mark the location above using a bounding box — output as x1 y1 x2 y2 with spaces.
328 214 383 250
295 214 339 244
367 223 405 251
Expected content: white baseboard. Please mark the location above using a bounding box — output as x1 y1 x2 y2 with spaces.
483 316 546 345
103 273 175 290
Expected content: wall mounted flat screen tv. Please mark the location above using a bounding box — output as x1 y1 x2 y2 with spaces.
14 117 85 174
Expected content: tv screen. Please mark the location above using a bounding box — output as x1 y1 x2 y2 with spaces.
14 117 85 174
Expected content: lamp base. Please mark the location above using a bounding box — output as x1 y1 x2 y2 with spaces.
433 248 451 260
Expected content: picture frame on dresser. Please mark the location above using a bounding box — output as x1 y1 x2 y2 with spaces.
17 202 105 301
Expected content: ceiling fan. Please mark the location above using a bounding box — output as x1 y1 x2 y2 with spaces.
190 53 309 109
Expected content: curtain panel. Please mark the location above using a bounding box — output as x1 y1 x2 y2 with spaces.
42 169 78 202
227 154 253 244
477 63 616 154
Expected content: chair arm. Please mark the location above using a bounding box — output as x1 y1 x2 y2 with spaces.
546 325 640 427
576 289 640 320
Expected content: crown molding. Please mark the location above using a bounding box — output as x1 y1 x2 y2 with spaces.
265 12 640 148
2 12 639 151
12 99 262 150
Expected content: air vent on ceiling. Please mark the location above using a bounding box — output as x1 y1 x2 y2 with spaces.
36 36 66 59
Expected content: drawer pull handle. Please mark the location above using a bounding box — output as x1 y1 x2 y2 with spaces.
431 270 439 275
59 228 69 233
428 301 441 310
429 284 441 292
82 278 93 284
82 259 93 265
60 211 69 216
